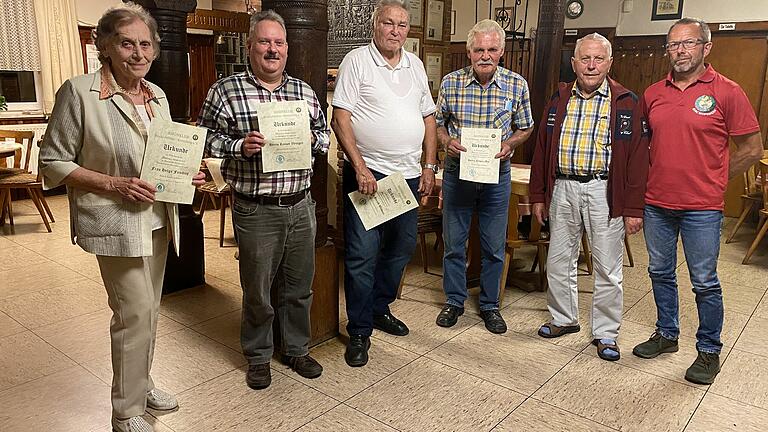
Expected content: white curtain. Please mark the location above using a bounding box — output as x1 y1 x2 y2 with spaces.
33 0 83 114
0 0 42 71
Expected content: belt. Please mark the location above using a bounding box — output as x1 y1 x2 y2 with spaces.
555 172 608 183
234 189 308 207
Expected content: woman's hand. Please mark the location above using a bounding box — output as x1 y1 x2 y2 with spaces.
109 176 156 203
192 171 207 186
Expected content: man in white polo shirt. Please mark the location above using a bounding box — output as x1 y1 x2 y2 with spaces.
332 0 438 367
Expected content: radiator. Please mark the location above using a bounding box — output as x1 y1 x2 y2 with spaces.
1 123 48 175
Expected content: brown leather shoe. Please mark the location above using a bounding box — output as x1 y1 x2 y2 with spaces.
283 354 323 379
246 362 271 390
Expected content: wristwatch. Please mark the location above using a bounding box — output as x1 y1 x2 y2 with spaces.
424 163 440 174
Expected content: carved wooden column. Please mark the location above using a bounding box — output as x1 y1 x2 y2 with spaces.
131 1 206 293
132 0 197 121
525 0 565 161
263 0 339 345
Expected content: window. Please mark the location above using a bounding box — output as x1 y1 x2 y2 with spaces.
0 70 43 113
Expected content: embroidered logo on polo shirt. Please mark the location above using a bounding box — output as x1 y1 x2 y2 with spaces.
693 95 716 115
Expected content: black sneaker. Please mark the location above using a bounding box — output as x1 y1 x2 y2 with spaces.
344 334 371 367
685 351 720 384
283 354 323 379
632 332 679 359
436 304 464 328
480 309 507 334
246 362 271 390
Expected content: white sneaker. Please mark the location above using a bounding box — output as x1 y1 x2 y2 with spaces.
146 387 179 411
112 416 153 432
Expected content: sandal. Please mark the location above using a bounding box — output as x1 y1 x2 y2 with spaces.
537 322 581 339
593 338 621 361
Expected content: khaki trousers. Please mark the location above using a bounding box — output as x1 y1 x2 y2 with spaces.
96 228 168 420
546 179 625 339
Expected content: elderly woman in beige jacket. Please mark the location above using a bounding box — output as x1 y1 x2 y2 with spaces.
38 4 205 432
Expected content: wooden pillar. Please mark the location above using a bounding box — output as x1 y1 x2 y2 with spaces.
524 0 565 162
263 0 339 345
131 0 197 121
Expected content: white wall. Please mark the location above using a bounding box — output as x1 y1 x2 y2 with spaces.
618 0 768 36
453 0 768 41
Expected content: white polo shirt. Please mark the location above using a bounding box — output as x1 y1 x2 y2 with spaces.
333 43 436 178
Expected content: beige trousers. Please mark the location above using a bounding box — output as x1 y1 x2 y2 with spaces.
96 228 168 420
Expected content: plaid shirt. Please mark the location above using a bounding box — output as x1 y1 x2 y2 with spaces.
558 80 612 176
436 66 534 161
197 70 330 196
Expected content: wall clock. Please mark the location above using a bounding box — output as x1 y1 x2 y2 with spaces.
566 0 584 19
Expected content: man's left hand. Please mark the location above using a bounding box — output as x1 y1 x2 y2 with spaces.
624 216 643 235
495 143 513 160
419 168 435 205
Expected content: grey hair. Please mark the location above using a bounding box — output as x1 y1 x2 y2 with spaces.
668 17 711 42
466 19 505 50
372 0 410 27
93 1 161 64
574 32 612 58
248 9 287 39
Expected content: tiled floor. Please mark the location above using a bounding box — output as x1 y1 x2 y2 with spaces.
1 194 768 432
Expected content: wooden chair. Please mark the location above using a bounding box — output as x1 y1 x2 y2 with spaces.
726 151 768 243
0 131 54 232
742 159 768 265
197 180 231 247
499 202 548 303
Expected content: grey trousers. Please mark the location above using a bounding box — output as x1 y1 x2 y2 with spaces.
233 194 316 364
97 227 168 420
546 179 625 339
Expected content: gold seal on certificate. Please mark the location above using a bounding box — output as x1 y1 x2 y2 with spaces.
257 100 312 173
460 127 501 184
349 172 418 231
140 118 207 204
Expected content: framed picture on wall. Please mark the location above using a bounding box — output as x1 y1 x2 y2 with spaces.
651 0 683 21
424 51 443 97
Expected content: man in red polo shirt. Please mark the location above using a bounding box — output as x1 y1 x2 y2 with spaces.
632 18 763 384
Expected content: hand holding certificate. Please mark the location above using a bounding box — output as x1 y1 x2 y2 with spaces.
140 118 207 204
257 100 312 173
459 127 501 184
349 172 418 230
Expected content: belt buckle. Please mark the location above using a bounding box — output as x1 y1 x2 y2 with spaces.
277 194 290 207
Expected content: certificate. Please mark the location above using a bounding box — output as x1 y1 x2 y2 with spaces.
257 100 312 173
140 118 207 204
460 127 501 184
349 172 418 231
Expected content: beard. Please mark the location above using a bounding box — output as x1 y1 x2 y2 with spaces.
672 54 703 74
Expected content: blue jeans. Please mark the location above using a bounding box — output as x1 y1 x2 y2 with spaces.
442 161 510 311
343 163 420 337
643 204 724 354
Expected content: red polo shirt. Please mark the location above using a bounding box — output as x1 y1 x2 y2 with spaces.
643 65 760 210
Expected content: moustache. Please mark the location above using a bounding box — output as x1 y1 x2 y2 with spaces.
476 61 495 66
264 54 280 60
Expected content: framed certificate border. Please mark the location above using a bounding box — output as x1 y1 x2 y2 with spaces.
409 0 423 27
424 50 443 97
404 37 421 56
651 0 683 21
426 0 444 41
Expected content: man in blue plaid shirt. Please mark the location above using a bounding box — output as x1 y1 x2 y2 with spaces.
197 10 329 390
435 19 534 334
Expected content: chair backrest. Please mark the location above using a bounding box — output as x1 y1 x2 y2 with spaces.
0 129 35 171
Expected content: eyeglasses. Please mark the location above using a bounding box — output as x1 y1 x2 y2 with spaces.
665 39 705 51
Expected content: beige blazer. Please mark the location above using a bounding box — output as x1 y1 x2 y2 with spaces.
39 71 180 257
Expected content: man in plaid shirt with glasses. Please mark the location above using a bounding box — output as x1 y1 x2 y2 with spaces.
529 33 649 361
198 10 329 390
